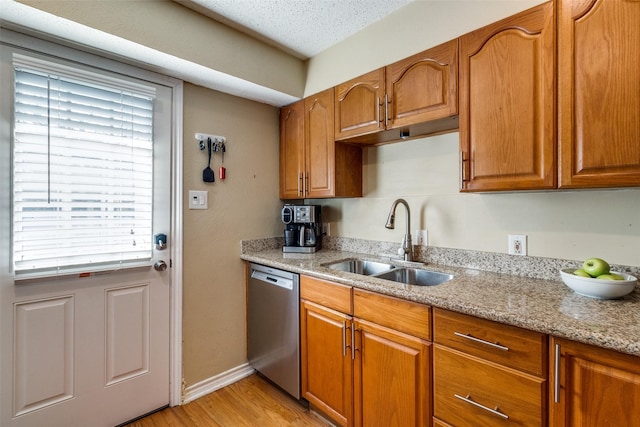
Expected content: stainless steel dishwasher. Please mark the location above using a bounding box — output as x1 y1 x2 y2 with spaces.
248 263 300 399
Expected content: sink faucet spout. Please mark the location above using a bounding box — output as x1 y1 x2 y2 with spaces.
385 198 413 261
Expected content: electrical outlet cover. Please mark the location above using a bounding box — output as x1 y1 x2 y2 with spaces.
415 230 428 246
508 234 527 256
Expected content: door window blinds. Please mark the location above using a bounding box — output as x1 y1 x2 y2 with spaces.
13 57 156 277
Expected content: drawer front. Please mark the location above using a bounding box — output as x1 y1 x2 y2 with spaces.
434 345 546 427
300 275 352 314
433 418 455 427
433 308 546 376
353 288 431 340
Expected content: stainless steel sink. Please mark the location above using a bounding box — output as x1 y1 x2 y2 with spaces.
374 267 453 286
325 259 396 276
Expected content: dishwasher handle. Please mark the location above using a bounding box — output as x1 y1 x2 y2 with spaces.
251 270 294 290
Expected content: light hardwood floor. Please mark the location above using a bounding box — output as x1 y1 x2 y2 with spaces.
124 374 333 426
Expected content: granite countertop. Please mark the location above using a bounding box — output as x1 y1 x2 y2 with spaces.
241 247 640 357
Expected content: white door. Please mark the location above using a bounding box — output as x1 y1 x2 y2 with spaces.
0 41 173 427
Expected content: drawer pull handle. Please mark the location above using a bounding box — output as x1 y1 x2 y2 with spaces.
351 324 356 360
454 394 509 420
454 332 509 351
342 321 347 357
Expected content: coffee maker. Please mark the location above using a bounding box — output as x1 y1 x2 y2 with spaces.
281 205 322 253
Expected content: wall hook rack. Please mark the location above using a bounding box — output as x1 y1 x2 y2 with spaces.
196 133 226 150
196 133 228 182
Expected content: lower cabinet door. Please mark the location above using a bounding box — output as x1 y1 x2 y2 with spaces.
433 345 546 426
354 319 431 427
301 300 353 427
550 337 640 427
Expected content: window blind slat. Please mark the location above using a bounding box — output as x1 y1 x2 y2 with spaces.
13 66 156 275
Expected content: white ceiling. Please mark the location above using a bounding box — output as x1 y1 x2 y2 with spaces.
178 0 415 59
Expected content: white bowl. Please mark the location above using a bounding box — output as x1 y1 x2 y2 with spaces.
560 269 637 299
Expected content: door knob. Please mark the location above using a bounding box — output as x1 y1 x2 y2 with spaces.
154 260 168 271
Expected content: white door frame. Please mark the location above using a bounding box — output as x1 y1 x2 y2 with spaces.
0 29 184 408
169 77 184 408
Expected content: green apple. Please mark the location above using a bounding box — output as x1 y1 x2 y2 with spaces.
582 258 610 277
573 269 592 278
596 273 625 280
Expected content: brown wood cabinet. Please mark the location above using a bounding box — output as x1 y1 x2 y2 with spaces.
334 40 458 144
353 289 431 427
460 0 640 192
283 0 640 194
550 337 640 427
459 2 556 192
433 308 547 376
433 308 547 426
292 268 640 427
334 68 385 140
300 276 354 426
301 278 432 427
301 300 353 427
279 99 305 199
558 0 640 188
280 88 362 199
354 319 430 427
386 40 458 130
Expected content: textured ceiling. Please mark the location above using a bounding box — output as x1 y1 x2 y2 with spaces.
178 0 415 59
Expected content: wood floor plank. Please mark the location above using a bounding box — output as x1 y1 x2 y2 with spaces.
124 374 332 426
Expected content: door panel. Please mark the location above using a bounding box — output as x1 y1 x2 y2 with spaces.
354 319 430 427
459 3 556 191
13 296 74 416
558 0 640 187
305 89 335 198
550 337 640 427
106 284 150 385
279 100 305 199
301 300 353 427
334 68 385 140
386 39 458 128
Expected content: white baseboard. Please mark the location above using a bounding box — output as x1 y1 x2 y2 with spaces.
182 363 255 404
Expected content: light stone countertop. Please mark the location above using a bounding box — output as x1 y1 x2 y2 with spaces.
241 247 640 357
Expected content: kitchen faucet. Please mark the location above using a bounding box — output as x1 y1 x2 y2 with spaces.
385 198 413 261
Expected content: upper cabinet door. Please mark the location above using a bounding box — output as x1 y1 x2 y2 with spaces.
280 100 305 199
386 39 458 130
335 68 385 141
305 88 336 198
558 0 640 188
459 2 556 192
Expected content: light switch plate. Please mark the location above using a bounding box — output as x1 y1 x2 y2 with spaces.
189 190 208 209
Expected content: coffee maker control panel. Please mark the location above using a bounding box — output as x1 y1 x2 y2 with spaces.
294 206 316 223
282 205 317 224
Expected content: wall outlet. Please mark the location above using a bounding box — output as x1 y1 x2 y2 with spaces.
188 190 208 209
323 222 331 236
508 234 527 256
415 229 428 246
